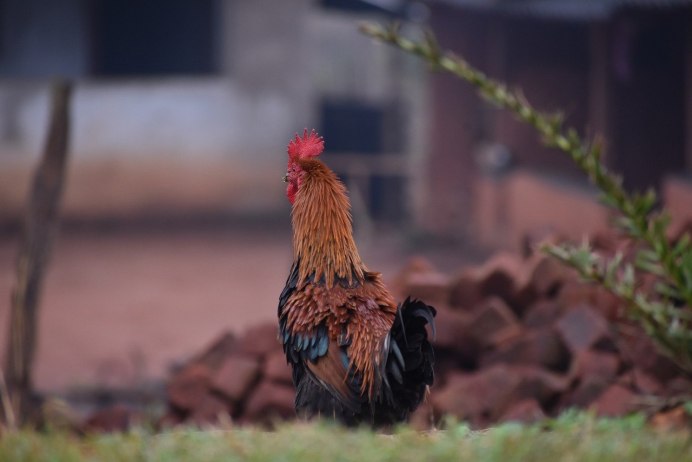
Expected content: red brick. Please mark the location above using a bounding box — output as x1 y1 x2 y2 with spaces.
432 364 567 426
264 350 294 385
523 300 564 328
556 281 621 321
189 393 233 426
157 411 184 430
481 327 571 373
664 377 692 397
591 384 640 417
556 305 610 354
193 331 237 370
84 405 140 434
570 350 620 383
650 406 691 432
557 280 597 307
236 322 281 359
615 332 681 384
629 368 663 395
590 229 621 254
469 297 522 348
431 366 523 425
167 363 212 411
449 252 524 310
499 399 546 425
590 288 622 321
433 305 479 362
561 376 611 410
528 256 572 298
514 366 571 406
393 256 436 297
512 282 539 316
242 381 295 424
210 355 262 402
448 270 484 310
479 270 516 308
478 252 523 306
403 271 451 307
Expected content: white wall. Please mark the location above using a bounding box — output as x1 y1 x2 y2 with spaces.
0 78 301 218
0 2 426 222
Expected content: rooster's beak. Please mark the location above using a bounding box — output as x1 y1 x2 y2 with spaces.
282 174 289 183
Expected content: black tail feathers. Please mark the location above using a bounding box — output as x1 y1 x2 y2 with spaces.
377 297 436 423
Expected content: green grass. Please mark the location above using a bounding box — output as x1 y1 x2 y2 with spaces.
1 412 690 462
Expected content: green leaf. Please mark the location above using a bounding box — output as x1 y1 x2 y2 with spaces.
653 213 672 238
681 251 692 276
622 264 635 291
654 282 681 300
684 401 692 416
605 253 623 283
638 249 659 262
635 259 665 277
672 232 690 257
599 193 619 209
632 188 657 216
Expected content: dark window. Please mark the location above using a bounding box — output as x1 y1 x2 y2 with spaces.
320 99 385 154
370 175 406 222
0 0 5 57
319 98 407 222
90 0 217 76
320 0 399 15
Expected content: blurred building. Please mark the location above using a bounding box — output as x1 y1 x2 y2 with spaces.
424 0 692 247
0 0 425 226
1 0 690 249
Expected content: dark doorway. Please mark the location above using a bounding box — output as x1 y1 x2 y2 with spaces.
90 0 218 76
611 12 687 192
319 98 408 222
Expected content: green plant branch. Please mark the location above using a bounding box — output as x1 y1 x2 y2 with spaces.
544 244 692 372
360 22 692 373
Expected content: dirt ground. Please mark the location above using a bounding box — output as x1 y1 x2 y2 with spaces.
0 223 478 394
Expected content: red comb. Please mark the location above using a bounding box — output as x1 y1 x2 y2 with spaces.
287 129 324 160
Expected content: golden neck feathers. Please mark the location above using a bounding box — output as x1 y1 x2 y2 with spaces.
291 159 366 287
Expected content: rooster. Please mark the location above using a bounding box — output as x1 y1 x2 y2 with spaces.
278 129 436 426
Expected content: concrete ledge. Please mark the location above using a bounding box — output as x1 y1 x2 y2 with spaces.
474 169 610 250
0 158 286 223
475 169 692 250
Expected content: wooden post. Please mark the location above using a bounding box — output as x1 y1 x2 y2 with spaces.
4 81 72 427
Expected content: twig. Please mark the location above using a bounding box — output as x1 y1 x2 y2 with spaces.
4 80 72 426
0 370 16 431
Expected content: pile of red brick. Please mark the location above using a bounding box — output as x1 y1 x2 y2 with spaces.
149 248 690 430
399 252 689 429
160 323 295 428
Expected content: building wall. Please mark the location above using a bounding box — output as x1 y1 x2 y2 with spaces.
494 18 589 177
427 4 692 246
0 79 295 219
0 1 423 224
608 9 688 192
425 6 489 237
0 0 89 77
687 18 692 173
